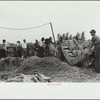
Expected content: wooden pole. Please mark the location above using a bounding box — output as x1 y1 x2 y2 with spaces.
50 22 56 43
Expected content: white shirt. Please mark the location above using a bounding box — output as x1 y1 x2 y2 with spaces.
1 43 7 50
39 41 45 47
22 42 27 49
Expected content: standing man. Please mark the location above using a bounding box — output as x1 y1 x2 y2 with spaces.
16 41 22 58
0 39 7 59
57 36 63 60
33 39 39 56
45 38 50 57
22 39 27 58
38 37 45 57
89 29 100 72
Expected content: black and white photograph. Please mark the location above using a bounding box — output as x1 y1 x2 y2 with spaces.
1 1 100 99
0 1 100 84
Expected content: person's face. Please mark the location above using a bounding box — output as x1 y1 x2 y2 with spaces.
69 35 72 40
36 40 38 43
91 32 95 36
23 40 26 43
3 40 6 43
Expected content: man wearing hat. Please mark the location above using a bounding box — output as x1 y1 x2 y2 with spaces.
16 41 22 58
0 39 7 59
89 29 100 72
22 39 28 58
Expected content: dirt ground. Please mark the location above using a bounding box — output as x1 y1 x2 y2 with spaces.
0 56 100 82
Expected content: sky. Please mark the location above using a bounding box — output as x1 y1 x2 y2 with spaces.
0 1 100 43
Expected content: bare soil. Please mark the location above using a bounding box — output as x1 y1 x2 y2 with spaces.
0 56 100 82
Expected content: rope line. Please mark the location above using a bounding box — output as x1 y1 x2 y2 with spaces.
0 22 50 30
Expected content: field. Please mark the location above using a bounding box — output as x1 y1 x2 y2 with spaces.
0 56 100 82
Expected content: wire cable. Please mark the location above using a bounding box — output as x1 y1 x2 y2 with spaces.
0 22 50 30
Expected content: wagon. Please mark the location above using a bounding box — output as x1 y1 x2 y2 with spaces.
49 42 94 66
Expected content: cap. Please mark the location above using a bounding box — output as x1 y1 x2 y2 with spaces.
90 29 96 33
17 41 20 43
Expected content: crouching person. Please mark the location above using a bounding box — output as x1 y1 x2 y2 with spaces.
22 39 28 58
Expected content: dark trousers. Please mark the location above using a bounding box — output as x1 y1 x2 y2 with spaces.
38 47 44 57
95 43 100 72
22 48 27 58
95 51 100 72
0 49 6 59
45 46 49 57
17 49 22 58
58 46 61 59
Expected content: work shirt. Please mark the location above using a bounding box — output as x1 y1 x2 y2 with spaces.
16 43 22 51
34 42 39 51
39 41 45 47
22 43 27 49
0 43 7 50
91 35 100 45
16 43 22 47
91 35 100 52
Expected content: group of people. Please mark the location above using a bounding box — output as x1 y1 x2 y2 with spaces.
0 39 28 59
56 29 100 73
0 29 100 73
0 37 53 59
15 39 27 58
33 37 52 57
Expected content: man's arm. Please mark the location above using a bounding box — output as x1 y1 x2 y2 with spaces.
89 42 94 51
89 37 94 51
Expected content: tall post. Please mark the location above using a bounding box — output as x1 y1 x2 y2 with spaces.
50 22 56 43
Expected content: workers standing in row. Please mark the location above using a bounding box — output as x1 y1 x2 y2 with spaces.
16 39 28 58
89 29 100 73
33 37 52 57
